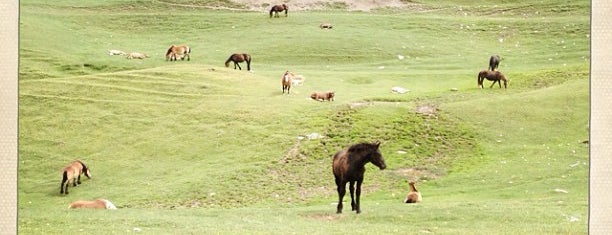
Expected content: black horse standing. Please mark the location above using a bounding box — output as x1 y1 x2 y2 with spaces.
489 55 501 71
332 142 386 214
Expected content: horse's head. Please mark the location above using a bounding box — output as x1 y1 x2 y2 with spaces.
369 142 386 170
78 161 92 179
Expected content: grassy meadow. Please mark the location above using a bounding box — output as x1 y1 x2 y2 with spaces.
18 0 590 234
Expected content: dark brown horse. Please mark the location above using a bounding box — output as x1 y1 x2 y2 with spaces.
478 70 508 89
489 55 501 71
270 4 288 18
60 160 91 195
166 45 191 61
333 142 386 214
282 71 292 94
225 53 251 71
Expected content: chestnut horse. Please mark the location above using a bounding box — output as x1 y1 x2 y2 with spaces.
270 4 288 18
166 45 191 61
489 55 501 71
282 71 292 94
404 181 422 203
478 70 508 89
333 142 386 214
311 91 335 101
69 199 117 209
60 160 91 195
225 53 251 71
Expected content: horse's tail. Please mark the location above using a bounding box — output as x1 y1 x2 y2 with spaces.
60 170 68 193
225 55 233 67
477 72 483 88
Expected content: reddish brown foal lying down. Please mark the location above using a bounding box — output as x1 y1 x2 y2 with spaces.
404 181 422 203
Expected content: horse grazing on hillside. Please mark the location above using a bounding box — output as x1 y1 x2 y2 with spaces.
489 55 501 71
166 45 191 61
69 199 117 210
478 70 508 89
333 142 387 214
404 181 422 203
282 71 293 94
60 160 91 195
225 53 252 71
270 4 288 18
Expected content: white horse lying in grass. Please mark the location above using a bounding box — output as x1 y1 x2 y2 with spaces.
108 49 126 56
126 52 149 59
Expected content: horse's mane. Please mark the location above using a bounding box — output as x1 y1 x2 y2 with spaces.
75 160 88 172
165 45 175 57
346 142 380 160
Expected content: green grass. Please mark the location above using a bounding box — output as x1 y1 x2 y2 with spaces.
18 0 589 234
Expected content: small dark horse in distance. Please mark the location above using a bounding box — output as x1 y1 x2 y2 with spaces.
60 160 91 194
333 142 387 214
489 55 501 71
478 70 508 89
225 53 252 71
270 4 288 18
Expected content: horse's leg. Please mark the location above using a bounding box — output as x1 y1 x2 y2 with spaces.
77 174 81 185
236 62 242 70
355 180 363 213
349 181 356 211
336 179 346 214
490 80 497 88
246 60 251 71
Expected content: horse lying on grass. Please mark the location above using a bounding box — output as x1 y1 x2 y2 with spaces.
69 199 117 210
126 52 149 59
311 91 335 101
108 49 126 56
404 181 422 203
60 160 91 195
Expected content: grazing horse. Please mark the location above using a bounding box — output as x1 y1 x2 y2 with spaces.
166 45 191 61
269 4 288 18
333 142 387 214
311 91 335 101
478 70 508 89
69 199 117 210
489 55 501 71
60 160 91 195
404 181 422 203
282 71 292 94
225 53 251 71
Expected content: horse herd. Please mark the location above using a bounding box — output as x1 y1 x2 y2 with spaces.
77 4 509 214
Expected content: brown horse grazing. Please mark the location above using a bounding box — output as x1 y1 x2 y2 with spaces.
333 142 387 214
404 181 422 203
282 71 292 94
311 91 335 101
60 160 91 195
489 55 501 71
478 70 508 89
270 4 288 18
166 45 191 61
69 199 117 209
225 53 251 71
